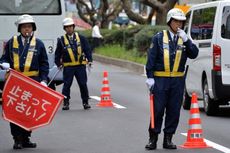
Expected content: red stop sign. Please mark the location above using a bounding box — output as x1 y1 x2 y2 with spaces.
2 69 64 131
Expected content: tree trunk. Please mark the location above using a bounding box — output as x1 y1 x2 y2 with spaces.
155 8 167 25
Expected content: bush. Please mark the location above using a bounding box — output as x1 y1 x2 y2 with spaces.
134 25 167 54
80 25 167 54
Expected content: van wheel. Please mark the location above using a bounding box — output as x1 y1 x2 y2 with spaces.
183 88 191 110
203 79 219 116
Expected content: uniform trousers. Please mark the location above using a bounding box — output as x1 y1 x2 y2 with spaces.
149 76 185 136
62 65 89 102
10 123 31 139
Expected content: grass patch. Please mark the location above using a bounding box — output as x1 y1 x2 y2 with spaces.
95 44 147 65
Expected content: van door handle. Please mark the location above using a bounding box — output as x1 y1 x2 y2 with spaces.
199 42 211 48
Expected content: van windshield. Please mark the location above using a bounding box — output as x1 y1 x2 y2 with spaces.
0 0 61 15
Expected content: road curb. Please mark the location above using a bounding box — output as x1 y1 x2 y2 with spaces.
93 54 145 74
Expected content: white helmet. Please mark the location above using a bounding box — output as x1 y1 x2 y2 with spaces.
166 8 186 24
62 17 75 27
15 14 36 32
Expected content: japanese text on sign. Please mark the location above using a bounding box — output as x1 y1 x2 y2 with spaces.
6 85 51 121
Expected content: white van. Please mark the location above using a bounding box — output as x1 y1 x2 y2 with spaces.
183 0 230 116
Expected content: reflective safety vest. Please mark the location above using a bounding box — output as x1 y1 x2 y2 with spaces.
13 36 39 77
154 30 185 77
63 32 87 67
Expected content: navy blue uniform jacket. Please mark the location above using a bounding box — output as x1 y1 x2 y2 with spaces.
55 33 92 67
146 31 199 78
0 35 49 81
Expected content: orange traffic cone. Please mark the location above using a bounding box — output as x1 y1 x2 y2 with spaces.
180 92 211 149
97 71 114 107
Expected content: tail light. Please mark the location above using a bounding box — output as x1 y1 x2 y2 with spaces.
213 44 221 71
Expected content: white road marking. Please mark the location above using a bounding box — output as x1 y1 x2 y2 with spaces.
90 96 126 109
181 133 230 153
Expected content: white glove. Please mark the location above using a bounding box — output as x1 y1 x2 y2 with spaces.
177 28 188 42
0 62 10 70
145 78 155 90
40 81 48 87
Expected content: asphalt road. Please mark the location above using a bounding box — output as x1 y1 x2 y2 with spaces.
1 61 230 153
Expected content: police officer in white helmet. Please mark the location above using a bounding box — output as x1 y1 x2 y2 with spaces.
145 8 199 150
55 17 92 110
0 14 49 149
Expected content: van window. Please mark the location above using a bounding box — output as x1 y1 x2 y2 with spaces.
221 6 230 39
0 0 61 15
190 7 216 40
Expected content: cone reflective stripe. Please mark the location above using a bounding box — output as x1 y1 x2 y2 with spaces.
180 92 211 149
97 71 114 107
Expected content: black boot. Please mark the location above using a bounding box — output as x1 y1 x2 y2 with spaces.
83 101 91 110
145 133 158 150
22 137 37 148
83 104 91 110
13 137 23 149
62 98 69 110
163 133 177 149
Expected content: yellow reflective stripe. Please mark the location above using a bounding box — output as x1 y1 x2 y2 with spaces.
172 50 182 72
178 37 183 45
163 30 168 44
63 34 69 45
30 35 36 46
154 71 184 77
163 30 170 72
75 32 82 56
163 49 170 72
24 52 34 72
63 61 87 66
13 36 20 71
13 36 18 49
22 71 39 77
64 35 76 63
24 36 36 72
13 53 20 71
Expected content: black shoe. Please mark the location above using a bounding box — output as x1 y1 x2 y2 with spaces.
163 134 177 149
83 103 91 110
62 98 69 110
22 137 37 148
145 139 157 150
62 105 69 110
22 141 37 148
13 141 23 149
145 133 158 150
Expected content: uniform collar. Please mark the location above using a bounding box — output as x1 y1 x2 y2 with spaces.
168 30 178 40
20 35 31 44
67 34 74 39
